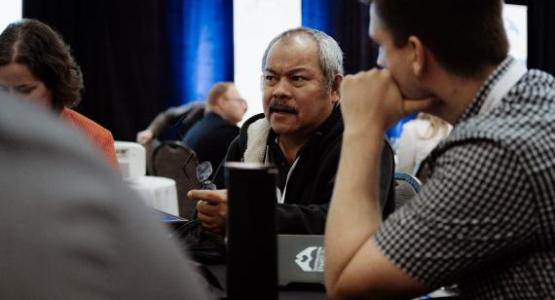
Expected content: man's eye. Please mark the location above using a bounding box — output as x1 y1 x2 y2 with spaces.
292 76 306 82
16 86 33 94
264 75 278 85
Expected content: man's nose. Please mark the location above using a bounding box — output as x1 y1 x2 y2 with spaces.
272 78 292 98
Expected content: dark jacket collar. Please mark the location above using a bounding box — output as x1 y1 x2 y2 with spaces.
238 104 343 152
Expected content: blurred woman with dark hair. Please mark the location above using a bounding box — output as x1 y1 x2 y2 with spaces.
0 19 118 168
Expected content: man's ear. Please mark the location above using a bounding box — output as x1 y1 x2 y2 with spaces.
211 96 226 114
408 35 426 77
331 74 343 103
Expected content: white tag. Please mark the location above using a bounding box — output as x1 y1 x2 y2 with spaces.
480 59 527 114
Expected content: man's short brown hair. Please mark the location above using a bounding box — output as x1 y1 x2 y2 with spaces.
373 0 509 78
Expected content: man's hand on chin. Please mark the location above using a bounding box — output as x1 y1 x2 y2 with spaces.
340 68 434 134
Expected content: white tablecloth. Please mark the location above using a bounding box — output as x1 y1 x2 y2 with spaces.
127 176 179 216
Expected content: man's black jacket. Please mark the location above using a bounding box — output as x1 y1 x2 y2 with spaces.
213 106 395 234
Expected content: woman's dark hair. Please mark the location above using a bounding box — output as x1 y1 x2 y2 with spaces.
373 0 509 78
0 19 84 109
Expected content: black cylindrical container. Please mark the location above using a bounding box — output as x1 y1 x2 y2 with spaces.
225 162 278 300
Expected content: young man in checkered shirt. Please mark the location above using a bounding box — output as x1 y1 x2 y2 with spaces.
325 0 555 299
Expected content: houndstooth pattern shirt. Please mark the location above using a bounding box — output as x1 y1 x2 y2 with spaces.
374 57 555 299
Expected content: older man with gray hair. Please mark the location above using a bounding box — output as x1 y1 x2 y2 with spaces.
189 27 394 235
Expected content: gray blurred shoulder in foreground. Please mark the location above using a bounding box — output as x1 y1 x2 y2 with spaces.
0 93 210 299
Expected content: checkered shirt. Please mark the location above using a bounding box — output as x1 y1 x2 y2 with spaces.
374 58 555 299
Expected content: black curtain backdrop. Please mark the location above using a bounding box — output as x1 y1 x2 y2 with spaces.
22 0 555 140
23 0 176 141
331 1 376 74
526 0 555 75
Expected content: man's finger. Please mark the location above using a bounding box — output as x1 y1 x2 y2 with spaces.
196 200 221 215
188 189 227 205
197 212 218 226
402 98 435 115
197 213 224 233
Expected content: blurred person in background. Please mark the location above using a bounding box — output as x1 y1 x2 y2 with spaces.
182 82 247 170
0 19 118 169
396 112 451 176
137 82 247 170
136 101 205 145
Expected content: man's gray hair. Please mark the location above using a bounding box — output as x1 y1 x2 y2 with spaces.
261 27 344 89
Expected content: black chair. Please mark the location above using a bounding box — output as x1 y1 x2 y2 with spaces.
150 141 201 218
380 139 396 220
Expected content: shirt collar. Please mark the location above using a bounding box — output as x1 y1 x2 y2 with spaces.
455 56 516 125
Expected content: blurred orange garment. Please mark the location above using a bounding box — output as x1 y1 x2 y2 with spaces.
60 107 118 169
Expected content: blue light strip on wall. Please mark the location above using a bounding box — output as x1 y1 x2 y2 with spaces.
169 0 234 105
302 0 333 34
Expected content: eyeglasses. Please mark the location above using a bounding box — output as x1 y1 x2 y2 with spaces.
196 161 216 190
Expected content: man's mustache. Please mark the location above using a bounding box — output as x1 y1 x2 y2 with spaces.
270 105 297 114
269 102 297 114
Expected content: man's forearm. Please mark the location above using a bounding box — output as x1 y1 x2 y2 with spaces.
147 105 193 135
147 110 174 135
325 126 385 294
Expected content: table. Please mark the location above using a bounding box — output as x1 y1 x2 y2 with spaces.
206 264 327 299
127 176 179 215
204 264 458 300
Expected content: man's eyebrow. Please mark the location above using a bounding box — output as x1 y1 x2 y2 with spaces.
286 67 310 74
264 68 277 74
265 67 311 73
